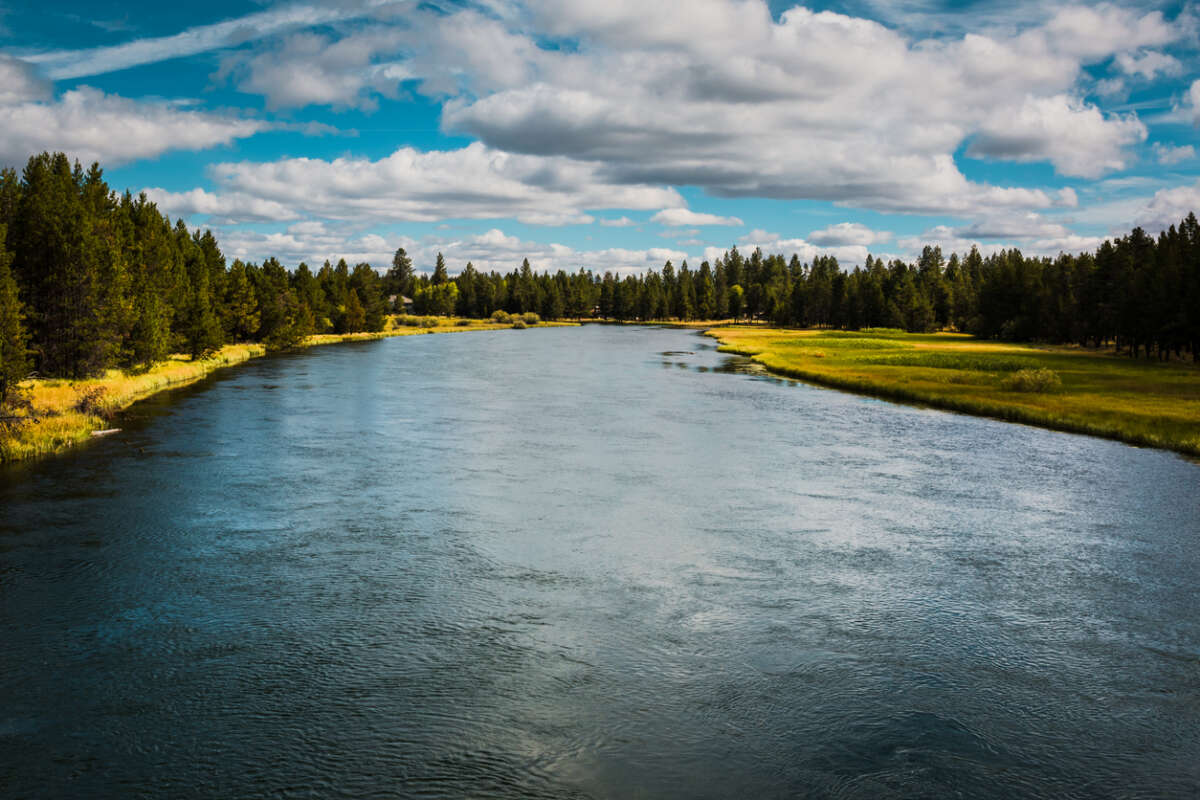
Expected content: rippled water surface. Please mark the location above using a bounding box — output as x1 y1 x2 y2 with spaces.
2 325 1199 798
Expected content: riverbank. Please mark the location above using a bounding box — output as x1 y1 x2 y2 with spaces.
708 327 1200 457
1 316 575 463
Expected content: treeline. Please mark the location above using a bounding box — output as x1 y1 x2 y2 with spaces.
2 151 1198 408
407 216 1200 362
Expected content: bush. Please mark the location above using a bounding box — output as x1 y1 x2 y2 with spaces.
521 312 541 325
421 316 441 328
1002 368 1062 393
74 386 110 418
455 318 472 326
398 315 424 327
490 310 513 324
511 320 528 330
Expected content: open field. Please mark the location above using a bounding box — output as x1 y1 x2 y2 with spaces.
709 327 1200 457
1 316 576 463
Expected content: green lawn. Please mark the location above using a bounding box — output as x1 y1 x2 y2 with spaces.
709 327 1200 457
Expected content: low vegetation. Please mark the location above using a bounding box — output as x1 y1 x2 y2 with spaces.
709 327 1200 457
1 344 264 463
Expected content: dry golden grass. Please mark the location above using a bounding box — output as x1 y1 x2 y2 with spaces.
2 344 265 463
709 327 1200 457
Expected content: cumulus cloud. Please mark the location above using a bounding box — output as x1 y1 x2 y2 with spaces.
651 208 743 226
1135 180 1200 231
0 87 268 167
1152 143 1195 166
433 1 1167 214
968 94 1146 178
1113 50 1183 80
141 187 299 224
25 0 1177 220
197 142 681 226
220 31 400 111
0 55 50 105
599 216 636 227
807 222 891 247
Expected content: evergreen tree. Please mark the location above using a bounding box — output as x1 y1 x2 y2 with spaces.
385 247 414 299
0 228 30 407
431 253 448 286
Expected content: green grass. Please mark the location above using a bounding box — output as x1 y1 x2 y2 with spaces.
709 327 1200 457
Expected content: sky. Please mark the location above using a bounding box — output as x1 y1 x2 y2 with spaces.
1 0 1198 275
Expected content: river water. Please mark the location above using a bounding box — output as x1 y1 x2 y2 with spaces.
1 325 1197 798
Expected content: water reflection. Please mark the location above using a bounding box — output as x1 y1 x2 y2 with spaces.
1 325 1198 799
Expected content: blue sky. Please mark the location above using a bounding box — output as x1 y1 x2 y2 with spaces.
1 0 1197 274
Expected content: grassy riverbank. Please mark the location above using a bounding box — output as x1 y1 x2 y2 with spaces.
709 327 1200 457
1 315 574 463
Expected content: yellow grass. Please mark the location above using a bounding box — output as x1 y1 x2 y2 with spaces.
2 344 265 463
1 316 578 464
708 327 1200 458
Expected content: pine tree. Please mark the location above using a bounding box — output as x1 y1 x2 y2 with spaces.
181 269 223 360
223 261 261 340
0 227 31 408
343 289 366 332
432 253 448 286
385 247 414 299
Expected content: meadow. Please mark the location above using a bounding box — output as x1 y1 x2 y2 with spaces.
709 327 1200 457
1 315 574 463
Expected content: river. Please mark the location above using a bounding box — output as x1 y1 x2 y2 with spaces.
2 325 1197 798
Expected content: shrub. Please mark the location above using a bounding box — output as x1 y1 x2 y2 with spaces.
399 315 424 327
421 316 441 327
1002 368 1062 393
74 386 110 418
511 320 528 330
521 312 541 325
490 310 513 324
455 318 472 326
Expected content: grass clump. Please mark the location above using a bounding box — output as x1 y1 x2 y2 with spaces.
511 319 528 329
1002 368 1063 393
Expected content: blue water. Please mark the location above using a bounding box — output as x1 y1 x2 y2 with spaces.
2 325 1198 798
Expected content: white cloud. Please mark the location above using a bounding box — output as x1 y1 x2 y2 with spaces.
1114 50 1183 80
100 0 1167 218
968 94 1146 178
199 142 681 226
0 87 268 167
1135 180 1200 231
0 55 50 105
23 1 398 80
599 216 636 227
1152 143 1195 166
434 2 1163 214
1033 5 1178 61
651 208 743 226
141 187 299 223
807 222 891 247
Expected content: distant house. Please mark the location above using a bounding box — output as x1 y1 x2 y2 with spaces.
389 294 414 314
